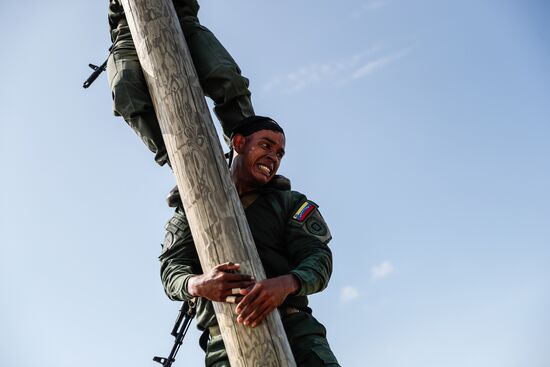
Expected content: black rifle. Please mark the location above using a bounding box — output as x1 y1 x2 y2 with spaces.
82 46 112 89
153 300 196 367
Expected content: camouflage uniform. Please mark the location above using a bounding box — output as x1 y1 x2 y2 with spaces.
107 0 254 166
159 178 340 366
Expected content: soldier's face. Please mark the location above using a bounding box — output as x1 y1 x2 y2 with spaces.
232 130 286 188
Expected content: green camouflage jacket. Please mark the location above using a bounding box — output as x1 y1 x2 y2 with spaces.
159 179 333 329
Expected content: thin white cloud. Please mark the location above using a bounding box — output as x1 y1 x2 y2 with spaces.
262 46 410 95
340 286 361 303
351 55 394 79
262 56 360 94
351 47 411 80
371 261 395 280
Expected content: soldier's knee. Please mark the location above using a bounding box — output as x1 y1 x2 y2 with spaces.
202 64 251 104
182 25 249 103
110 65 154 119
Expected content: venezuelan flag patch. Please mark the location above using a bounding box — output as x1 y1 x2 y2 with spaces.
292 201 316 222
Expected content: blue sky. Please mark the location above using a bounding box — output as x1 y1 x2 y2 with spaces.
1 1 549 366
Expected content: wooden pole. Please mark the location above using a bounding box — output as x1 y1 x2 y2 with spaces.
119 1 296 366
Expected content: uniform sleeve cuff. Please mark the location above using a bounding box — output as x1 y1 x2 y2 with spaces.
180 274 196 300
289 270 309 297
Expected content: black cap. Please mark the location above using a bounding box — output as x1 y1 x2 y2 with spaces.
230 116 284 139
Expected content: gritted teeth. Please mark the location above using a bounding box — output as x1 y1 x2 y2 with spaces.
258 164 272 175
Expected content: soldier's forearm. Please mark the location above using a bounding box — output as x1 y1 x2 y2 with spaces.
289 250 333 297
161 265 197 301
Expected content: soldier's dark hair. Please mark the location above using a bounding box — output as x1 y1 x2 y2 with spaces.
229 116 284 139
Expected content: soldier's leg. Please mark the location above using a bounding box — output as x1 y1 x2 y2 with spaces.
175 1 255 141
205 334 231 367
107 46 169 166
283 312 341 367
203 313 339 366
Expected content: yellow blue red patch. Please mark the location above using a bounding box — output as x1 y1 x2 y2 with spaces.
292 201 316 222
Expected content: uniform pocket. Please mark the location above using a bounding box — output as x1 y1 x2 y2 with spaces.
298 344 340 366
310 345 339 365
284 313 339 365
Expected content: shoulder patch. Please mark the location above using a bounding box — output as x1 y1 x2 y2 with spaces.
306 216 328 237
305 210 332 244
292 201 317 222
162 231 175 254
161 210 189 255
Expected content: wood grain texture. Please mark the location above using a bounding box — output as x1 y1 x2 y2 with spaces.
119 0 296 366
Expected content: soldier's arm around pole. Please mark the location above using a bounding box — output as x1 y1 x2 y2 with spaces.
118 0 296 366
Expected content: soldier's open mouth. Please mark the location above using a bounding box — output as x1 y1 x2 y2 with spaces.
257 163 272 176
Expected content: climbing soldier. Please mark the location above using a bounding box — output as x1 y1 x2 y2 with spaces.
159 116 340 366
107 0 255 166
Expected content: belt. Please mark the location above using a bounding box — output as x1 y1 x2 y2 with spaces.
279 306 301 317
208 307 301 337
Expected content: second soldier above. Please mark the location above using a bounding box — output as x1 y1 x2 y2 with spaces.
107 0 255 166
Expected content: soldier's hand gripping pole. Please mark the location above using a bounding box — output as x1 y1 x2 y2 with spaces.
153 299 196 367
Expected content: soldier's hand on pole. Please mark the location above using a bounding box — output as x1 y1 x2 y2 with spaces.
235 274 300 328
187 262 254 302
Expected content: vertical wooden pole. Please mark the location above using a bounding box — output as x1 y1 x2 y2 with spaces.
119 1 296 366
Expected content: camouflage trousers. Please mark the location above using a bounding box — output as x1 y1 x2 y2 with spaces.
107 0 254 166
206 311 340 367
